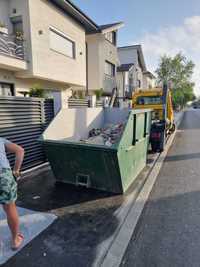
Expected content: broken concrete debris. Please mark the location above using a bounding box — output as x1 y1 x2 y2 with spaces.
80 123 125 146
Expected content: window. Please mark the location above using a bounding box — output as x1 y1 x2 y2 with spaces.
105 31 116 45
137 80 141 88
105 61 115 77
13 21 23 35
11 16 23 45
129 76 133 86
49 28 75 59
0 83 14 96
136 96 162 105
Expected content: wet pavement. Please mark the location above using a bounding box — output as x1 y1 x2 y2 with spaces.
121 109 200 267
3 151 157 267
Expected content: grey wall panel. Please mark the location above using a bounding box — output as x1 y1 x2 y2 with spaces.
0 97 54 170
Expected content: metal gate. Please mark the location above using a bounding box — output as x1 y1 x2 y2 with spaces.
0 96 54 170
68 98 103 108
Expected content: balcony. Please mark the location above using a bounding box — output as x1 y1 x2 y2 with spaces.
103 74 117 95
0 33 27 71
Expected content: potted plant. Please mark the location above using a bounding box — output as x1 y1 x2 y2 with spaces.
28 84 46 98
0 22 8 35
15 30 24 41
94 88 103 100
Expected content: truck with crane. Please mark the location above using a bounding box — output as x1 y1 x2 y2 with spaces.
132 84 175 152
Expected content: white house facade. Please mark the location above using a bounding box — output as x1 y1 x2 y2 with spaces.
117 45 147 97
0 0 98 101
143 71 156 89
116 63 134 98
86 22 124 95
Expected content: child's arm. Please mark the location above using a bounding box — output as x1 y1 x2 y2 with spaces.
5 142 24 176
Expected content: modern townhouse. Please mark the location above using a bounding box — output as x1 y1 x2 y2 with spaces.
116 63 134 98
143 71 156 89
0 0 124 111
86 22 124 96
0 0 99 108
117 45 147 98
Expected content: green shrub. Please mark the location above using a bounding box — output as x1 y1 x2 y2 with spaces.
29 84 46 98
94 88 103 100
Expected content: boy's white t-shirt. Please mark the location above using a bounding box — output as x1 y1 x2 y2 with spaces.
0 138 11 169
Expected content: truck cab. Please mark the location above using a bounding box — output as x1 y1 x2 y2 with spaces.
132 88 174 123
132 87 175 152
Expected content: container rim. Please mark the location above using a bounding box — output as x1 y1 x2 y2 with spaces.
40 139 118 152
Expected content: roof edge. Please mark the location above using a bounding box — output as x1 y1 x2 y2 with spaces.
118 44 147 72
99 22 125 33
143 71 156 79
49 0 99 32
118 44 141 50
64 0 98 28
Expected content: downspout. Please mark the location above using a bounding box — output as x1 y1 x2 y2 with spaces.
123 72 125 98
162 82 168 121
86 42 89 96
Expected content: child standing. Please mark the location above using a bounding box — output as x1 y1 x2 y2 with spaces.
0 137 24 250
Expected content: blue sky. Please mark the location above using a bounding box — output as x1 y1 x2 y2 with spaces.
72 0 200 95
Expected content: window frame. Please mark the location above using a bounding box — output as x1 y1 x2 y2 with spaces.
0 82 15 97
105 31 117 46
49 27 76 59
137 79 141 88
105 60 116 77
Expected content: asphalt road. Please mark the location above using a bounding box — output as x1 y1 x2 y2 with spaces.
121 109 200 267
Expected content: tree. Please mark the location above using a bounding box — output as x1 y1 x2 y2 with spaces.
156 53 196 107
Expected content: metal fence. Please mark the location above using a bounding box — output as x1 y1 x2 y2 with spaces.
68 98 89 108
96 100 103 107
68 98 103 108
0 96 54 170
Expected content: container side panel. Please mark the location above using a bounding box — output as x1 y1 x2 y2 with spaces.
44 143 123 193
42 108 104 142
117 110 151 192
136 113 145 140
41 108 151 194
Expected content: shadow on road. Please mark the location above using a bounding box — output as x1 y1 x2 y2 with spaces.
121 189 200 267
17 169 120 213
5 204 119 267
9 164 142 267
4 168 124 267
11 158 152 267
165 152 200 162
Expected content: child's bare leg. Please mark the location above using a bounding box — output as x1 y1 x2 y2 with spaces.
3 203 23 247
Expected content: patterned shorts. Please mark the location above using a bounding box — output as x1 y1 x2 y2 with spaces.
0 168 17 204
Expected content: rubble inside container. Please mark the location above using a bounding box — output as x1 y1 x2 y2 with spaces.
80 123 125 147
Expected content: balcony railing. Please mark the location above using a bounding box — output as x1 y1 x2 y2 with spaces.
0 33 25 60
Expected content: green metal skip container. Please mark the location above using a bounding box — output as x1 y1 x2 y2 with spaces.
40 108 151 194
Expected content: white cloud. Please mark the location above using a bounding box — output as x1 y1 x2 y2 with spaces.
134 16 200 95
